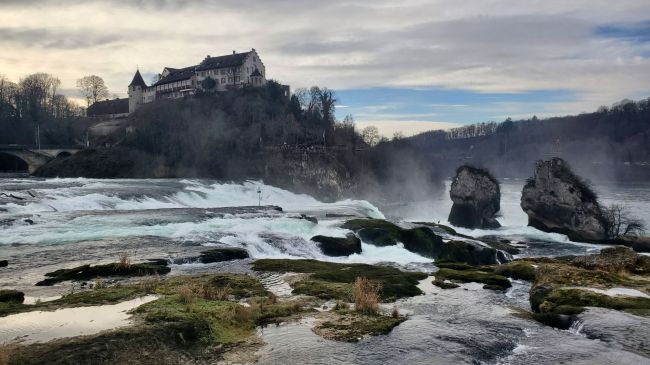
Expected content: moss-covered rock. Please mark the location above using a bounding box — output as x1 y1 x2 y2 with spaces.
311 233 362 256
437 240 502 265
432 280 460 289
0 289 24 303
253 259 427 301
200 247 249 263
342 219 403 246
525 248 650 329
314 313 404 342
539 288 650 314
479 238 522 255
36 260 171 286
493 261 537 281
435 268 511 289
342 219 504 265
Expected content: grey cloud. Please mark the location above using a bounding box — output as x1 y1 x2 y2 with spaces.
0 27 121 49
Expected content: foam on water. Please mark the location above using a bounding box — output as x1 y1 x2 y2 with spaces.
2 178 649 266
3 179 384 218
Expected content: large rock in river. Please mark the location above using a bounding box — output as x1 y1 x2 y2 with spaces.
448 165 501 229
311 233 362 257
521 158 608 242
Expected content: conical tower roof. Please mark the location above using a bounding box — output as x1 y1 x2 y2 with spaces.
129 69 147 88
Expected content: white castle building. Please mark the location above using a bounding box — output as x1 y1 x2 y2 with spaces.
128 48 268 114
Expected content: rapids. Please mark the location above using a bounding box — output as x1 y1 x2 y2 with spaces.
1 178 650 363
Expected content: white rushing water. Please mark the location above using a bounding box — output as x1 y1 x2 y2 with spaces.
1 178 649 263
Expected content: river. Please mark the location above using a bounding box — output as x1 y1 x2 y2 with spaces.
1 178 649 363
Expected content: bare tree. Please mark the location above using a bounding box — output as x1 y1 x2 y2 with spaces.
19 73 61 121
76 75 109 107
318 87 336 123
603 204 646 239
0 75 19 119
361 126 380 147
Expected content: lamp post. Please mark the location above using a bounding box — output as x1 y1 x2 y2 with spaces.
257 187 262 207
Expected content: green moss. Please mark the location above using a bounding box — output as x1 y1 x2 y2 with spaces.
493 261 537 281
435 268 511 289
53 286 143 306
36 261 170 286
439 241 500 266
0 301 26 317
540 288 650 314
482 240 521 255
315 313 404 342
434 261 478 271
199 247 249 263
292 280 353 300
341 219 403 235
155 273 268 299
0 286 144 317
7 321 207 365
0 289 24 303
432 280 460 289
253 259 427 301
412 222 474 239
137 293 302 344
399 227 444 258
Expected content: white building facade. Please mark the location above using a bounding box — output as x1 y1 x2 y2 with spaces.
128 49 268 114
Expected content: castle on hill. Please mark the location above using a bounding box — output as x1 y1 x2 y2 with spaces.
88 48 278 118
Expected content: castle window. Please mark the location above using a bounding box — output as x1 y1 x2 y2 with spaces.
221 69 225 75
221 78 225 83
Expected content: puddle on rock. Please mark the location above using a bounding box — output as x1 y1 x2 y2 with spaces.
0 295 157 344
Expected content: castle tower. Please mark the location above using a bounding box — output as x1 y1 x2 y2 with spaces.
128 69 147 114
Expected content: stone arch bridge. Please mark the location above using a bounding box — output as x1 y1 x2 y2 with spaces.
0 145 83 174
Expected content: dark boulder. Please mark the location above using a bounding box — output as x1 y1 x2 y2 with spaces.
531 312 576 330
36 260 171 286
200 247 250 263
0 260 7 267
521 158 608 242
0 289 24 303
448 165 501 229
311 233 362 256
342 219 507 265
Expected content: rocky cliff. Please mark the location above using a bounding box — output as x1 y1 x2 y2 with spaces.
448 165 501 229
521 158 608 242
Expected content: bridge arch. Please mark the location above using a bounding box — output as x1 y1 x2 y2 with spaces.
0 152 29 173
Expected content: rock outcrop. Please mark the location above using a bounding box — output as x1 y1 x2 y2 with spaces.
448 166 501 229
311 233 362 257
200 247 250 263
521 158 608 242
341 219 509 265
0 289 25 303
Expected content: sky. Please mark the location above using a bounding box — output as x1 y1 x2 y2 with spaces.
1 0 649 136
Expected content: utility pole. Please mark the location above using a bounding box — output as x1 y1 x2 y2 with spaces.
35 125 41 150
257 187 262 207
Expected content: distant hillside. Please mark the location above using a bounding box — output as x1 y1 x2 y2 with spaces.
404 98 650 181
